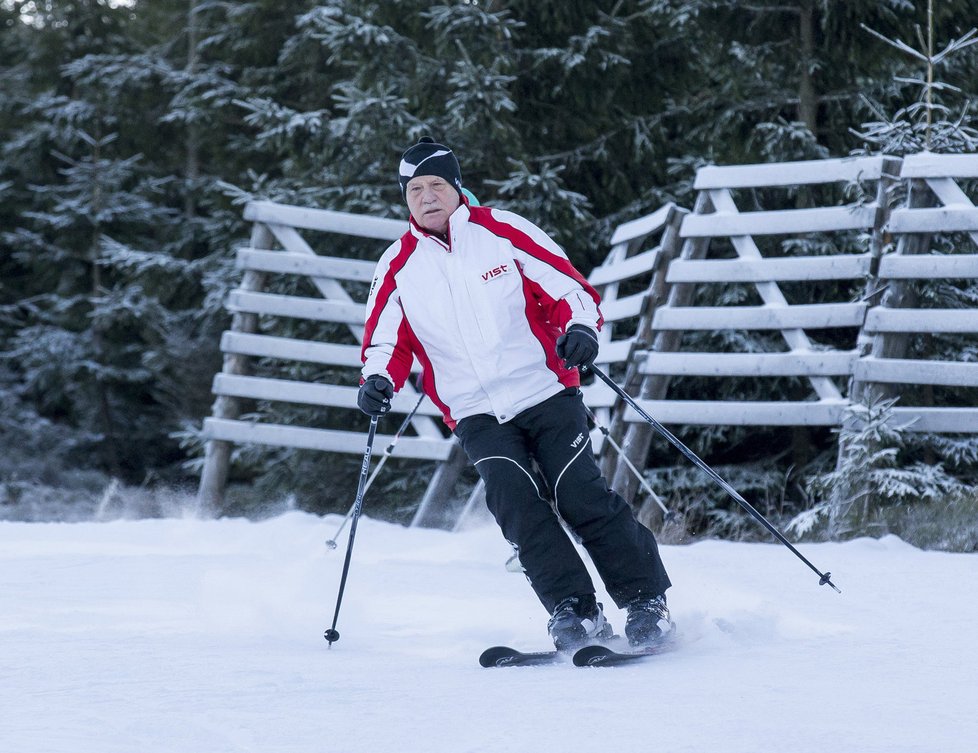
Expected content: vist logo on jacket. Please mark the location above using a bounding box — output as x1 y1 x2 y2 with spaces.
480 263 511 282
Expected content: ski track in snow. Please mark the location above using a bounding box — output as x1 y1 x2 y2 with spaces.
1 512 975 753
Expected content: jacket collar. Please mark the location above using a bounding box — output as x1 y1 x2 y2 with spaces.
408 198 471 244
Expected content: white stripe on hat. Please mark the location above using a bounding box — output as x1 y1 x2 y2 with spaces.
399 149 452 179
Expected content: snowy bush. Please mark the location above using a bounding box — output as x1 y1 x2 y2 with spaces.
799 396 970 539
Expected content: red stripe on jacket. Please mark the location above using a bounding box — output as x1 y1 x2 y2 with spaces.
468 206 604 331
360 234 419 387
516 262 581 390
400 317 456 428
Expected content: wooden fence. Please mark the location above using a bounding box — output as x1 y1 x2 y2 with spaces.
603 153 977 511
196 201 447 511
197 200 688 520
198 153 978 523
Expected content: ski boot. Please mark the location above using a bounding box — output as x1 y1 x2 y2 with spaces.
547 594 614 651
624 594 674 647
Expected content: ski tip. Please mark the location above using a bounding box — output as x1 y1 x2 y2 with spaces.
479 646 518 668
479 646 563 667
572 645 611 667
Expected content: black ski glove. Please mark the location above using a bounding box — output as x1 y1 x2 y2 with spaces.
357 375 394 416
555 324 599 370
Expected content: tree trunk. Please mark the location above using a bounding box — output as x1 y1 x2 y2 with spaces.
88 122 122 477
183 0 201 220
797 0 818 134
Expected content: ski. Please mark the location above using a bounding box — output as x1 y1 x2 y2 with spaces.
479 646 564 667
572 638 678 667
480 634 679 668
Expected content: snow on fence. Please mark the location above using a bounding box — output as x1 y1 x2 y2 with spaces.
198 154 978 521
599 155 899 506
196 202 448 511
627 155 899 427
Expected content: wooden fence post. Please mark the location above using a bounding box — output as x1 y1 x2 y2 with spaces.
849 175 932 405
197 222 273 512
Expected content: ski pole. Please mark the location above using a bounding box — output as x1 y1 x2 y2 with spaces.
324 415 380 646
325 392 426 549
588 365 841 593
581 403 675 521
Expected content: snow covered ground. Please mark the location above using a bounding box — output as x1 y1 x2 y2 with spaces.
2 511 975 753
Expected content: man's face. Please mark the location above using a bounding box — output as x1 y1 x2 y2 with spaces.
406 175 460 236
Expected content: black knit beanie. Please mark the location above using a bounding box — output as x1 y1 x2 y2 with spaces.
398 136 463 197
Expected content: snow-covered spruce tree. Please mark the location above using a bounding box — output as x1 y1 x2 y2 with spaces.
794 396 968 540
4 120 178 478
93 0 285 484
814 3 978 538
0 1 154 484
235 1 528 218
852 17 978 155
0 1 250 494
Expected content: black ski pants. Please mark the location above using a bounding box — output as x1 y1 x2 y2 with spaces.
453 387 671 614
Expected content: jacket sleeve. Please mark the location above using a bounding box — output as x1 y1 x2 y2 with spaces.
488 208 603 333
360 243 415 390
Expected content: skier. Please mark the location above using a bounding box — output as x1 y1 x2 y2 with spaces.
358 136 673 650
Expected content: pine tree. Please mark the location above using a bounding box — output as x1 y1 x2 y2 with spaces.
1 1 248 487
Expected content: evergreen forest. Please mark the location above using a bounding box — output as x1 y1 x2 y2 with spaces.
1 0 976 547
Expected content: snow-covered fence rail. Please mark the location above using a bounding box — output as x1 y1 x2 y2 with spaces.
850 152 978 433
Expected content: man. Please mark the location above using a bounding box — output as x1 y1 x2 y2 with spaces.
358 136 673 650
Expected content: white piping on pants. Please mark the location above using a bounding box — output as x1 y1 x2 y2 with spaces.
552 436 592 520
474 455 547 502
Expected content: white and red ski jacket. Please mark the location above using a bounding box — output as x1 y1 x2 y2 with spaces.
361 201 603 429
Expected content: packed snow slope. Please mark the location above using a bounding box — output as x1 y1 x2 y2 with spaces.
1 511 975 753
